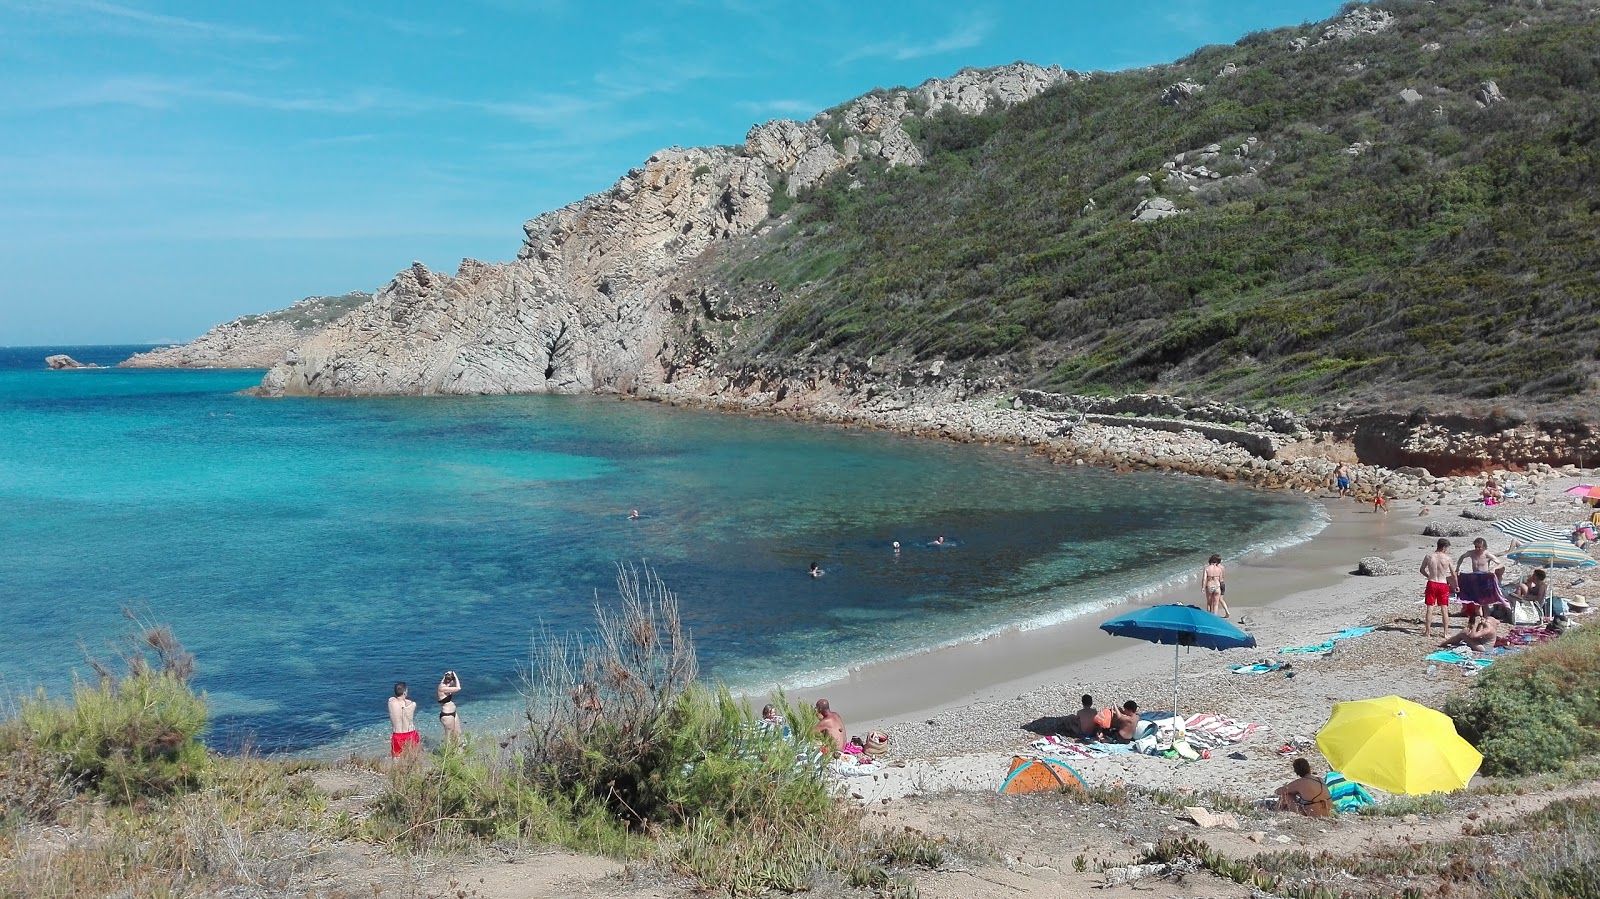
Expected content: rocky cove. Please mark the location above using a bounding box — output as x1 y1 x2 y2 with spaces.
634 361 1596 510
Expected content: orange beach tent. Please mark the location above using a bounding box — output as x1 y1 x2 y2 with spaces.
998 756 1087 794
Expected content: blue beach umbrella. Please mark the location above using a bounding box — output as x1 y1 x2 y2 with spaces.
1099 604 1257 723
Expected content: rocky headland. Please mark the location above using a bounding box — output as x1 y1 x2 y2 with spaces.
249 64 1080 398
135 2 1597 478
120 292 371 369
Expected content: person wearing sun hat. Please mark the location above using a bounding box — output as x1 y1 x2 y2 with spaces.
1569 596 1590 613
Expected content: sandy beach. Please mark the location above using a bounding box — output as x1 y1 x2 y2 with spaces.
782 469 1599 805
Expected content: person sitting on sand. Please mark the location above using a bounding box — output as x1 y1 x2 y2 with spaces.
1513 569 1549 611
1481 478 1504 506
1438 613 1498 651
1066 694 1098 739
1275 758 1333 817
1101 700 1140 743
814 698 846 752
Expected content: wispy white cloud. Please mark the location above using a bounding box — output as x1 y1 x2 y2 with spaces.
841 13 992 63
0 0 287 43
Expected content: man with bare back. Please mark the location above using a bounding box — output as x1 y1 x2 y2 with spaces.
814 698 846 752
1420 539 1458 638
388 682 419 757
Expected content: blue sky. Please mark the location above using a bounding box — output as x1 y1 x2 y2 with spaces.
1 0 1343 345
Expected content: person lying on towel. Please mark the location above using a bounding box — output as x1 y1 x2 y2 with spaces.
1275 758 1333 817
1438 612 1498 651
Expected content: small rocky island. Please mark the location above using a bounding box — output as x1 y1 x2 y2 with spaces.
45 354 99 370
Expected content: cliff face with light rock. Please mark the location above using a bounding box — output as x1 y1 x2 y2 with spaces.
121 292 371 369
253 63 1079 397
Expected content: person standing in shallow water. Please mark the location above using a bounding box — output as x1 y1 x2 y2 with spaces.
1202 554 1229 618
437 670 462 746
388 682 419 757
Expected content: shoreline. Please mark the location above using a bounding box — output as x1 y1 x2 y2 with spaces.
812 497 1403 734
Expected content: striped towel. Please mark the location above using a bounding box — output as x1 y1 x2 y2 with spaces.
1183 713 1265 744
1493 516 1573 545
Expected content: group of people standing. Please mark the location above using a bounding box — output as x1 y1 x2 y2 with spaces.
386 671 462 756
1419 536 1550 646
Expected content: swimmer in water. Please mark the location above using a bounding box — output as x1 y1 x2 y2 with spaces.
809 562 824 578
628 509 639 520
933 535 946 546
892 541 900 553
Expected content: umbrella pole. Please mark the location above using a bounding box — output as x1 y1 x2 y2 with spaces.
1173 642 1181 727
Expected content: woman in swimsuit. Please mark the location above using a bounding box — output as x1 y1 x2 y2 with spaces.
1202 553 1229 618
437 670 462 745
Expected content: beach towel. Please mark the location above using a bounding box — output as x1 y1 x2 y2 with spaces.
1426 650 1494 669
1029 736 1134 759
1492 517 1571 545
1457 572 1505 607
1183 713 1265 745
1229 661 1287 675
1325 772 1375 813
1278 625 1375 655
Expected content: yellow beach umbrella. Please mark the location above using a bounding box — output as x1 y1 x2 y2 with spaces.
1315 695 1482 795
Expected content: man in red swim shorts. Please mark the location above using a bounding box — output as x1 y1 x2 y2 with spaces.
1419 538 1458 638
388 682 419 757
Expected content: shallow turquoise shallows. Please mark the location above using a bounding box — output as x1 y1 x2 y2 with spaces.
1 346 1320 753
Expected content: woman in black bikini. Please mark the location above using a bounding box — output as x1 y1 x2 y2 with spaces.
437 670 462 745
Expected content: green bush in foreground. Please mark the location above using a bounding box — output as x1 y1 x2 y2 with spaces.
3 622 208 803
15 672 209 801
370 563 933 895
1445 622 1600 775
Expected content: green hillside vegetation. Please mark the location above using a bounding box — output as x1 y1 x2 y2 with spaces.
720 0 1600 412
234 290 370 330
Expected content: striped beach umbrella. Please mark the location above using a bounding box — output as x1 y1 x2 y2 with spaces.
1506 540 1596 568
1492 516 1573 545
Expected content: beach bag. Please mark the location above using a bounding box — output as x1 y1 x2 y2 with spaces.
1513 601 1542 625
863 731 890 758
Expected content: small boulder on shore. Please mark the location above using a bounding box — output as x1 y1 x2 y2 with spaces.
1423 519 1474 538
1357 556 1401 576
45 354 98 370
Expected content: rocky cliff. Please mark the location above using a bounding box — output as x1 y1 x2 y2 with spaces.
253 63 1079 397
121 292 371 369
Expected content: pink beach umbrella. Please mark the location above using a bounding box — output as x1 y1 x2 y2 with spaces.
1563 485 1600 499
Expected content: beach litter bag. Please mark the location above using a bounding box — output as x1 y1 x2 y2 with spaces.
998 756 1086 795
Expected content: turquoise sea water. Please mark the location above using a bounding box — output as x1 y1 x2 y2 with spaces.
1 346 1321 754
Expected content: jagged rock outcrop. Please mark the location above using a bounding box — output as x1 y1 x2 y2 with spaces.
1321 7 1395 42
1132 196 1181 222
1473 80 1506 108
255 63 1079 397
122 292 370 369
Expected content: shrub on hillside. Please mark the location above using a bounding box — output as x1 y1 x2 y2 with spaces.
5 618 208 802
1445 624 1600 775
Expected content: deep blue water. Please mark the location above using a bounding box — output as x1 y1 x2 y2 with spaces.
0 345 1320 754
